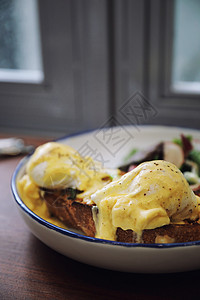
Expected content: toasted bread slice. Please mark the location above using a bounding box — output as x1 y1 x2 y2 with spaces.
116 223 200 243
43 190 96 237
42 190 200 243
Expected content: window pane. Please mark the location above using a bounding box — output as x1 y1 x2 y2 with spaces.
172 0 200 92
0 0 43 82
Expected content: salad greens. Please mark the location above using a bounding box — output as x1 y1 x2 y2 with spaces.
173 135 192 147
123 134 200 192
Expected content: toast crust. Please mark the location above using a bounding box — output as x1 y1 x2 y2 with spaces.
116 223 200 243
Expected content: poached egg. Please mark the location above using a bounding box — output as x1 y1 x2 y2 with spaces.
26 142 120 202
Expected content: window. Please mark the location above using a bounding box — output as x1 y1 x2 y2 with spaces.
172 0 200 94
0 0 199 136
0 0 43 83
147 0 200 129
0 0 109 137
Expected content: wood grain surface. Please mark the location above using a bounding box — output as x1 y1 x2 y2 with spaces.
0 135 200 300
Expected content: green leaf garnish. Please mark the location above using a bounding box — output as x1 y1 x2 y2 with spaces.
124 148 138 162
188 149 200 166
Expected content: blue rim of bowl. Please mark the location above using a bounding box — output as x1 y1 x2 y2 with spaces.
11 126 200 249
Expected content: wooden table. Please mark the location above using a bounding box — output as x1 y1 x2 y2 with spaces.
1 135 200 300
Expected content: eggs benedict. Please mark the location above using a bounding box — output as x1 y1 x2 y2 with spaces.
91 160 200 241
17 142 121 230
17 141 200 243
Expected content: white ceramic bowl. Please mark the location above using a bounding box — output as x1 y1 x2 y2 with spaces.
11 126 200 273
